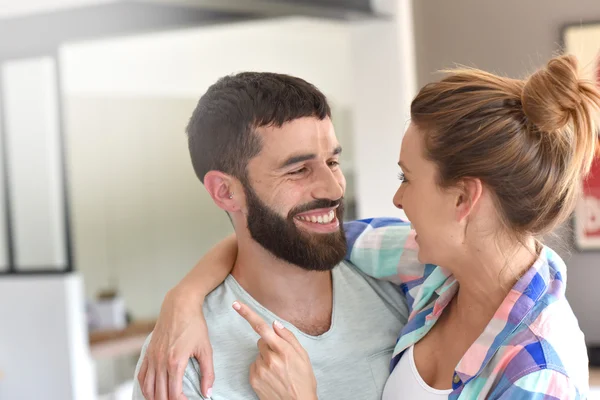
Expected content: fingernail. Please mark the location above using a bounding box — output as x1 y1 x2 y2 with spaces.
232 301 241 310
274 320 284 329
207 387 213 398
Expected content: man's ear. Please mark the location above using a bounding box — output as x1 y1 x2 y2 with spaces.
203 171 241 212
455 177 483 222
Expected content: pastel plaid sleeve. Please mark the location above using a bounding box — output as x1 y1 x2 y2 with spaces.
491 369 585 400
344 218 429 309
344 218 414 281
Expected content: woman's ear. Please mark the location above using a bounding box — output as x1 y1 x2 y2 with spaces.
455 177 483 222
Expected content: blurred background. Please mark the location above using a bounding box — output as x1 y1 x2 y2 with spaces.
0 0 600 399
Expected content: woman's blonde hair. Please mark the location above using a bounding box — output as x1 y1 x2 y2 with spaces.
411 55 600 238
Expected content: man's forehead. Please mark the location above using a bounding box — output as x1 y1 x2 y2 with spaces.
257 116 333 136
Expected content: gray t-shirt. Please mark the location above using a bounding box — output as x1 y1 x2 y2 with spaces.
133 262 408 399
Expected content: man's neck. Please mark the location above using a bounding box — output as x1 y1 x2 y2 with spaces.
231 237 333 334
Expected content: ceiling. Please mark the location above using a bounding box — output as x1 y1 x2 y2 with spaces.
0 0 118 19
0 0 392 19
0 0 392 60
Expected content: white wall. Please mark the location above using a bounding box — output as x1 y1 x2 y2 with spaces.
349 0 416 219
61 17 354 107
412 0 600 342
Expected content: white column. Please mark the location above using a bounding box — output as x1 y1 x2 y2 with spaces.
0 110 7 271
349 0 416 219
1 57 68 270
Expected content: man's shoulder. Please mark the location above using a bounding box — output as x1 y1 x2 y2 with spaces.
201 276 247 324
335 260 371 278
335 261 409 325
336 260 400 292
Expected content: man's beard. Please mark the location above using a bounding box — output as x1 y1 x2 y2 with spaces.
244 185 347 271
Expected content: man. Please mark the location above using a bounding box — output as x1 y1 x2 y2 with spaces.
133 72 408 399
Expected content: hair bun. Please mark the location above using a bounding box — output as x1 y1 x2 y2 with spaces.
521 55 583 133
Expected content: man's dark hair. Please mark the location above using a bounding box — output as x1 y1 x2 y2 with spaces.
186 72 331 184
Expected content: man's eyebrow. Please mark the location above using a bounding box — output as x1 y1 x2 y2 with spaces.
279 146 342 169
279 153 317 169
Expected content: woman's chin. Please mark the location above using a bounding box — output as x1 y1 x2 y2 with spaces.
416 248 433 265
413 234 436 265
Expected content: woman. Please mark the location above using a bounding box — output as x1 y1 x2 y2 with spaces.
139 55 599 399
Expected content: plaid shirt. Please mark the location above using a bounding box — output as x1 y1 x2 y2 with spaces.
344 217 589 399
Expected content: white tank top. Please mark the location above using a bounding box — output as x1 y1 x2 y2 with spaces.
382 346 453 399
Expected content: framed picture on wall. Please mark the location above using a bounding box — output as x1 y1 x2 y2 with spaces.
564 23 600 250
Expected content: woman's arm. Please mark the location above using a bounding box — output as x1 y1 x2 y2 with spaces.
137 234 238 400
344 218 422 281
344 217 432 314
176 233 237 299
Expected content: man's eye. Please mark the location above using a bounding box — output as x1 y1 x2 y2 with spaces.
289 168 307 175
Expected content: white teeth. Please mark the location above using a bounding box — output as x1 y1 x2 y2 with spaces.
296 210 337 224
